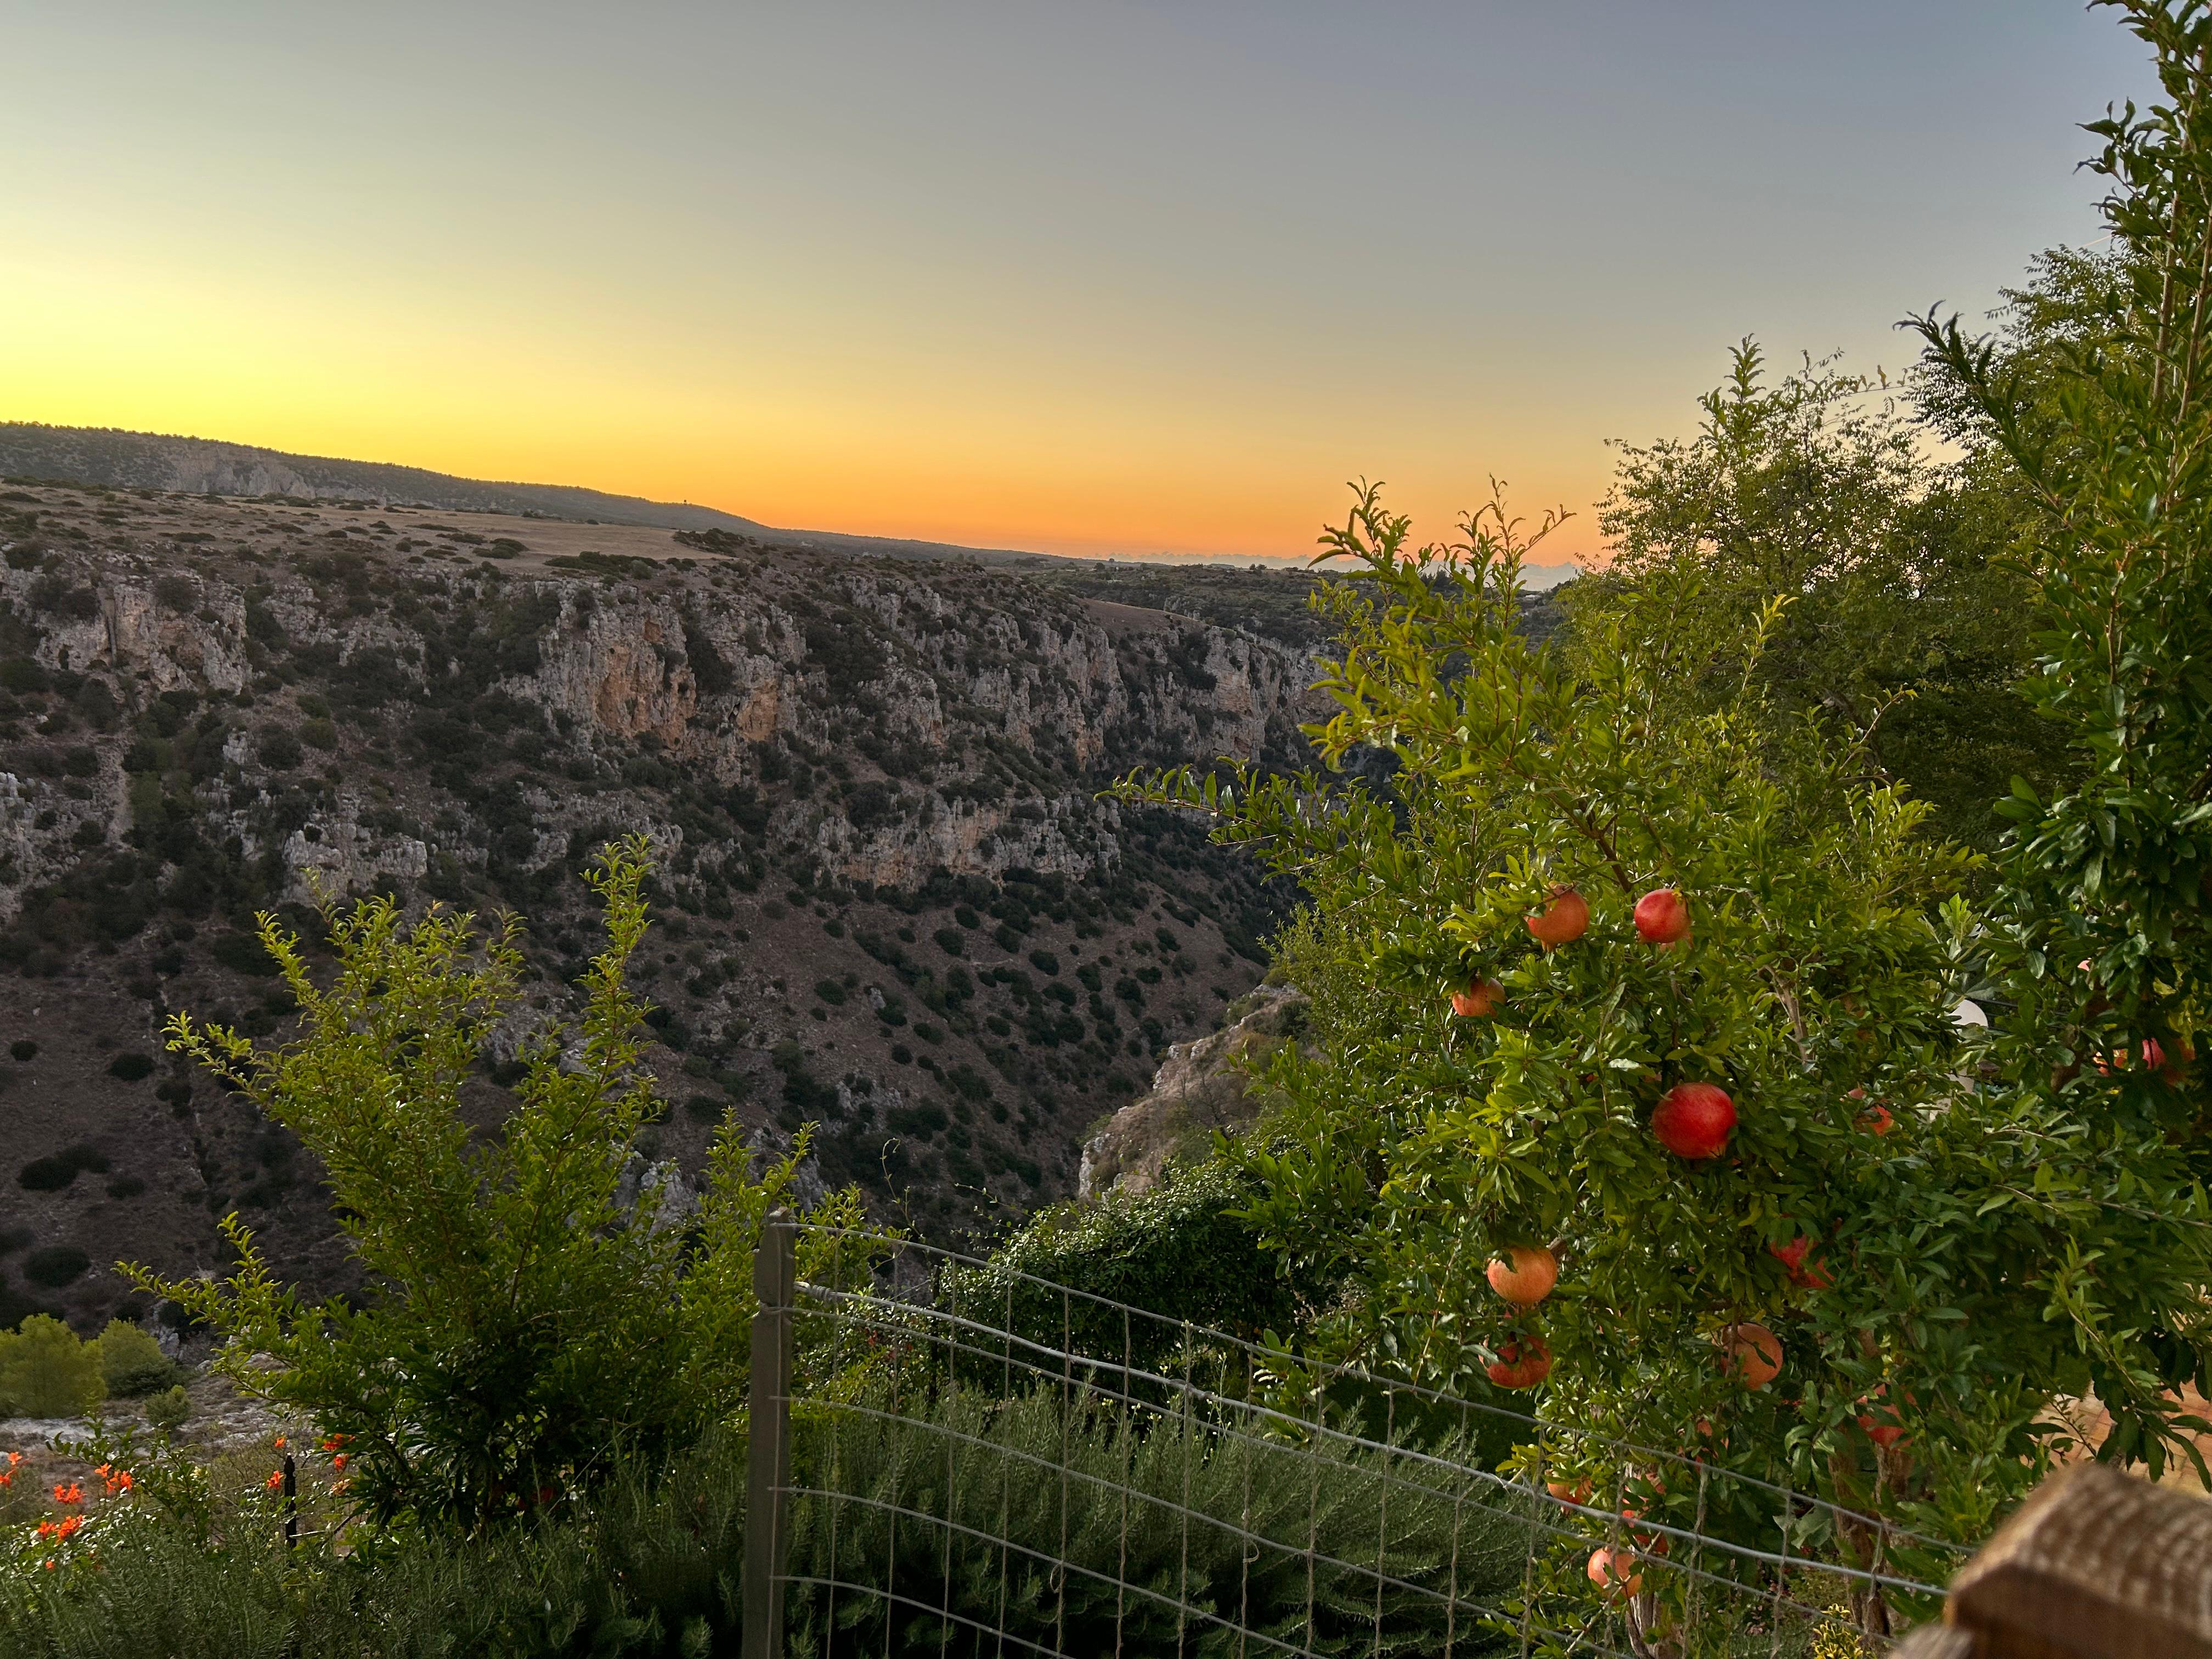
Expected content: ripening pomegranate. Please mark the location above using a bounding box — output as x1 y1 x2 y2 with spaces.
1720 1322 1782 1390
1767 1234 1831 1290
1651 1083 1735 1158
1545 1475 1593 1504
1451 978 1505 1018
1485 1336 1552 1390
1618 1506 1670 1557
1525 887 1589 947
1587 1547 1642 1598
1486 1245 1559 1306
1856 1103 1894 1136
1856 1384 1912 1449
1633 888 1690 945
2160 1040 2194 1085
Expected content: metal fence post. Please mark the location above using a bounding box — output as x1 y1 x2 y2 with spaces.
281 1452 297 1550
744 1206 797 1659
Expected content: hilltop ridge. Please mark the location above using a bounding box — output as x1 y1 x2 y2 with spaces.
0 424 1041 565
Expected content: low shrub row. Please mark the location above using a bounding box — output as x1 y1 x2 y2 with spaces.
0 1391 1530 1658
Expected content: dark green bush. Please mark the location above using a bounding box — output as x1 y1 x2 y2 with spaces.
24 1244 91 1288
957 1163 1310 1374
208 931 280 975
256 726 302 770
0 658 47 694
19 1144 108 1190
143 1381 190 1433
96 1318 177 1396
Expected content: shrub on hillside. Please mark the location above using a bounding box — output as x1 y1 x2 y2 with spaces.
95 1319 176 1397
22 1246 89 1289
0 1314 105 1417
18 1144 106 1191
255 726 301 771
142 1382 189 1435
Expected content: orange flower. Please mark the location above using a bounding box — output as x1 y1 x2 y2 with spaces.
101 1469 133 1494
54 1515 82 1542
35 1520 55 1540
0 1471 12 1488
7 1451 21 1468
331 1453 347 1472
264 1470 284 1492
52 1483 82 1506
272 1436 287 1451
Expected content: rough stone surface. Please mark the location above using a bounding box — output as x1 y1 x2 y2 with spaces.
1077 985 1311 1200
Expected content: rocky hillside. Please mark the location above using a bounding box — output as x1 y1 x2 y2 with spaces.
0 481 1324 1336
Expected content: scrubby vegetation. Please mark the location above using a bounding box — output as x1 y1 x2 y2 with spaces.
8 4 2212 1650
0 1316 177 1417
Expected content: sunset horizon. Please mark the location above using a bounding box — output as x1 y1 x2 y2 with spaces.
2 4 2152 567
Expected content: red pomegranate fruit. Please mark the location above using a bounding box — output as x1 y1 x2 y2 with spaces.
1856 1384 1913 1449
1651 1083 1735 1158
1485 1336 1552 1390
1486 1245 1559 1307
1525 888 1589 947
1767 1234 1831 1289
1586 1547 1642 1598
1451 979 1504 1018
1720 1322 1782 1389
1633 888 1690 945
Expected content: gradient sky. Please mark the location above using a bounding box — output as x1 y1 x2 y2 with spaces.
0 3 2159 563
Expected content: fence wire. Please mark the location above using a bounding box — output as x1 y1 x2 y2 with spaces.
755 1221 1960 1658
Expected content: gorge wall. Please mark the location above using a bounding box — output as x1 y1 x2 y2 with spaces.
0 481 1325 1333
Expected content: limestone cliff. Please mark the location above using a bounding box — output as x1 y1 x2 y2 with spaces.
1077 984 1311 1200
0 482 1324 1332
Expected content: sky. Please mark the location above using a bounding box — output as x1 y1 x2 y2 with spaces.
0 2 2160 564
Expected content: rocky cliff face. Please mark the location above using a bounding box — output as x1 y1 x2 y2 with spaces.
0 482 1324 1333
1077 984 1311 1200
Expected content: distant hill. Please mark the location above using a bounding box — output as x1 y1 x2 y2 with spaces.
0 424 1041 566
0 424 1582 584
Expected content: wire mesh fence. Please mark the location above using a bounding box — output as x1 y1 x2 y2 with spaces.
741 1212 1965 1658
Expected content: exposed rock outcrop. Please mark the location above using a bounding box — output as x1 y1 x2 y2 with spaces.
1077 984 1311 1199
0 482 1323 1323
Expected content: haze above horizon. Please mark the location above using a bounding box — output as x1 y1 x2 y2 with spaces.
1 3 2155 564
